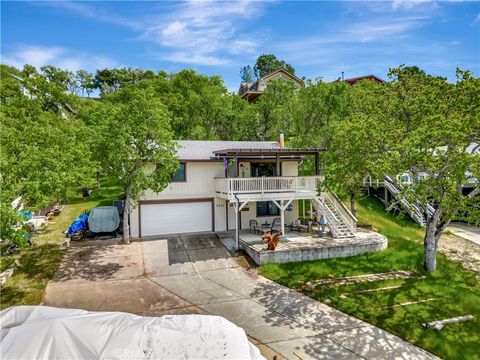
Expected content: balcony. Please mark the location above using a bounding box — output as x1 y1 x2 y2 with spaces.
214 176 323 201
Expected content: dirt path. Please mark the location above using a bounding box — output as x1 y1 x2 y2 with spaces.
439 234 480 278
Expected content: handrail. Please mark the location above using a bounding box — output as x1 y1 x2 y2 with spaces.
325 187 358 223
324 192 356 233
214 176 323 197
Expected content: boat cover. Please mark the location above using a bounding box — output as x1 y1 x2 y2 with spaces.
0 306 265 360
87 206 120 233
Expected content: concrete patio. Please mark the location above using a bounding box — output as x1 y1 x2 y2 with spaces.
219 229 388 265
44 233 436 360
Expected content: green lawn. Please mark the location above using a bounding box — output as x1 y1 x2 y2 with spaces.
260 197 480 360
0 179 123 309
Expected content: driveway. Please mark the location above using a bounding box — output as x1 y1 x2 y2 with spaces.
45 233 437 360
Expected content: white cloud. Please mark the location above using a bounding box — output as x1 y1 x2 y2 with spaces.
160 52 230 66
41 0 269 66
472 13 480 26
2 45 118 71
392 0 434 11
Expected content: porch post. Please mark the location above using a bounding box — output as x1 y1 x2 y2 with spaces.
280 200 285 235
315 152 319 176
276 154 280 176
234 201 239 249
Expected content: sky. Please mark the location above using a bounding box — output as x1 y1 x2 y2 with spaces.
1 0 479 91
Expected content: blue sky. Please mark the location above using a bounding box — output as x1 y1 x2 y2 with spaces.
2 1 479 91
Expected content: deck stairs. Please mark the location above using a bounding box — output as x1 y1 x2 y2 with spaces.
384 175 434 227
312 191 356 238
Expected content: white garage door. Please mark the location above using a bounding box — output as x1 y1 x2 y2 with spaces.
140 201 213 236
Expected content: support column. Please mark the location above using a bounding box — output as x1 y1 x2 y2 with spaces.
280 200 285 235
234 201 239 249
315 152 319 176
276 154 280 176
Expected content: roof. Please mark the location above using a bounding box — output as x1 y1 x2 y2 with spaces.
176 140 280 160
343 74 385 85
213 148 326 157
238 68 303 97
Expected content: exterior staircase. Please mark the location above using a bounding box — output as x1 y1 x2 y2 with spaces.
312 191 356 238
384 175 435 227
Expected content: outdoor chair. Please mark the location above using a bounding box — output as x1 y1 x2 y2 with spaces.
249 219 259 234
271 218 281 233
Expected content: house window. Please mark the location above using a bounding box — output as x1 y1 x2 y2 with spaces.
257 201 279 217
251 163 276 177
172 163 186 182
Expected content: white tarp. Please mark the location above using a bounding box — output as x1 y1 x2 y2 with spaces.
1 306 265 360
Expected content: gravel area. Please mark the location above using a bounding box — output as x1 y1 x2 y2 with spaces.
439 234 480 278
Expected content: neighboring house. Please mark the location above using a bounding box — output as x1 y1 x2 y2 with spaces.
238 68 304 102
129 140 357 244
342 74 385 85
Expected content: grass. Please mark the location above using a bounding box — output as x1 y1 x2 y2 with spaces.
0 179 123 309
260 197 480 360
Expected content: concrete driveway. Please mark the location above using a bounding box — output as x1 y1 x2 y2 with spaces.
45 233 436 360
447 223 480 245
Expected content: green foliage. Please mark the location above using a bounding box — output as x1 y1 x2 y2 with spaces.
239 65 254 83
0 64 94 245
260 197 480 360
253 54 295 78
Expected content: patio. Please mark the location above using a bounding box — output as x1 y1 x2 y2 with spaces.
218 229 388 265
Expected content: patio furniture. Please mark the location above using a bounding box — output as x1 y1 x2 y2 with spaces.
289 219 310 233
249 219 259 234
271 218 281 233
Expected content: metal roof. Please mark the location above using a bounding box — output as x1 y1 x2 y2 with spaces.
212 148 326 157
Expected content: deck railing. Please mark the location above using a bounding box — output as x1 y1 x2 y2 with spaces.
214 176 323 197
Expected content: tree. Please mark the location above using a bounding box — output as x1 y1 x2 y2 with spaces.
253 54 295 78
324 80 387 217
253 78 295 140
93 85 178 243
381 67 480 272
0 64 94 245
239 65 254 83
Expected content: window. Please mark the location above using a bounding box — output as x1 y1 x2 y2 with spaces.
172 163 186 182
257 201 280 217
251 163 277 177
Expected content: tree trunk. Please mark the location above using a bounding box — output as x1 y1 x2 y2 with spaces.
123 190 130 244
423 218 437 272
350 192 357 218
423 209 450 272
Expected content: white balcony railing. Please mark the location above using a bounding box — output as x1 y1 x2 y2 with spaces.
214 176 323 198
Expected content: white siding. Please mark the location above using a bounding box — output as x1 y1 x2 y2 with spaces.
130 160 301 237
282 161 298 176
141 162 224 200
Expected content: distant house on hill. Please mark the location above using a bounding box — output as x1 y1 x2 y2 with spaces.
342 74 385 85
238 68 304 102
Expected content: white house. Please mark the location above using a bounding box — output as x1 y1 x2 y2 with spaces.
130 140 357 245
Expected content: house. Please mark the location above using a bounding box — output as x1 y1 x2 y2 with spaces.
342 74 385 85
238 68 304 102
129 138 357 247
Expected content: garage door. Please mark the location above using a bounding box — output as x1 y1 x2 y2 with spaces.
140 200 213 237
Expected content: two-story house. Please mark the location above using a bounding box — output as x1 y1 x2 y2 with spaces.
130 139 357 247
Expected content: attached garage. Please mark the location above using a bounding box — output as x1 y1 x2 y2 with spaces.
139 199 214 237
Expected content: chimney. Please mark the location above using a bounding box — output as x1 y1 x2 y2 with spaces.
279 133 285 149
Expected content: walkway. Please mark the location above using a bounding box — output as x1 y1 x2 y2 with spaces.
447 223 480 245
44 233 437 360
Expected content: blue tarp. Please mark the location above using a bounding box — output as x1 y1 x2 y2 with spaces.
66 213 89 236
